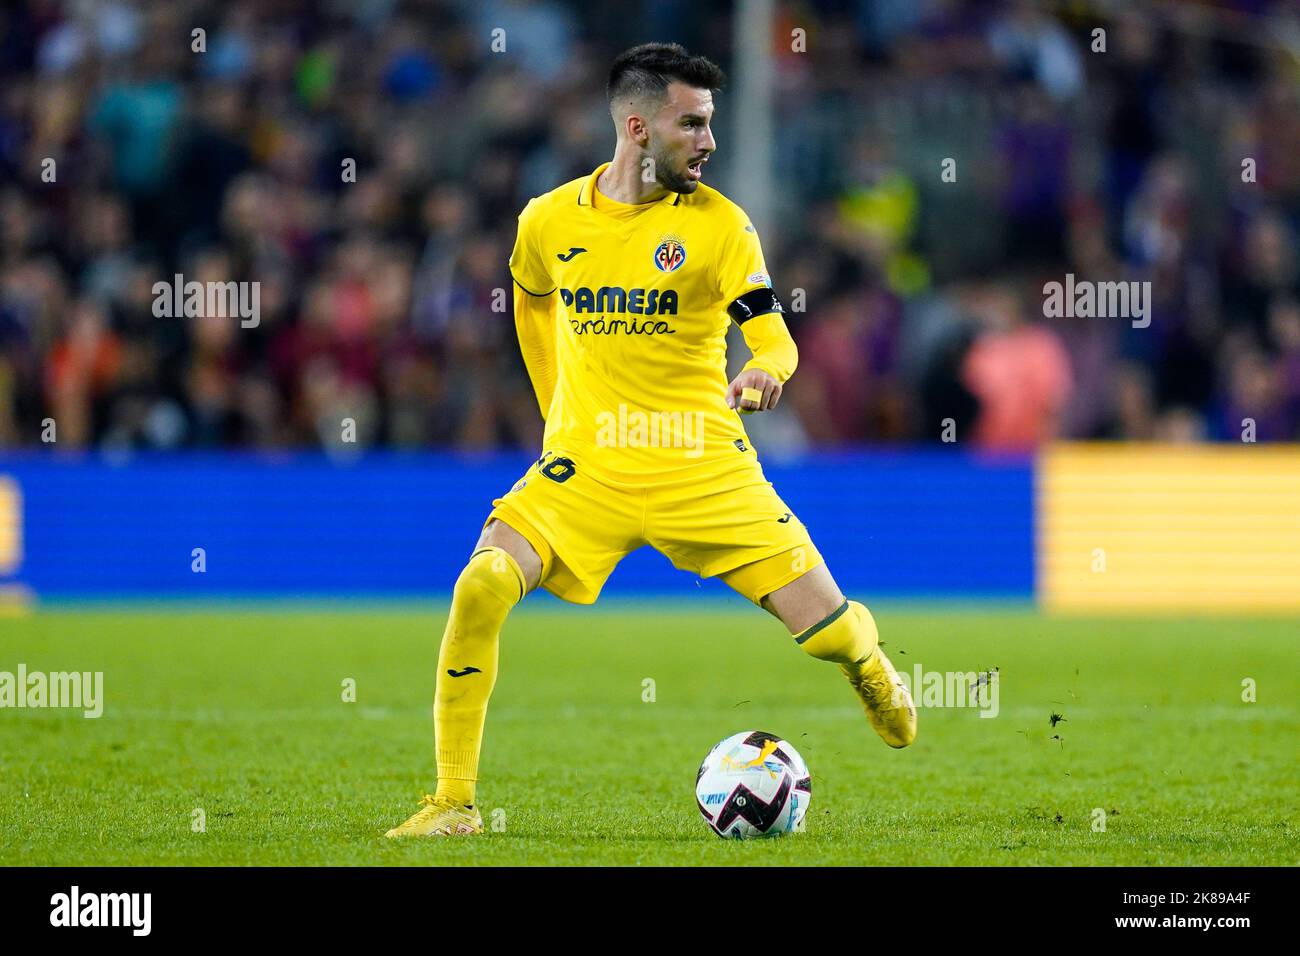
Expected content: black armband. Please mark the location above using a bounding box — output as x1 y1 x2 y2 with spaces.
727 287 784 325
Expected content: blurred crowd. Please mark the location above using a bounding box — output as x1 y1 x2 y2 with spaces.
2 0 1299 453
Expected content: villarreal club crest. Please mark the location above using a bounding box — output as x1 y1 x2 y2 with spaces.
654 237 687 273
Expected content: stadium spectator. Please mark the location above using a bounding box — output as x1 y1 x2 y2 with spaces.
1 0 1299 450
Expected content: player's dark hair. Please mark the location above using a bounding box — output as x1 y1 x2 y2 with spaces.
607 43 725 107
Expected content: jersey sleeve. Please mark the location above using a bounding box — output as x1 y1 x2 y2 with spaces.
508 198 556 296
717 208 795 381
739 312 798 383
513 284 557 420
716 210 773 309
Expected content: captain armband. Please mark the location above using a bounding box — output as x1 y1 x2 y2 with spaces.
726 288 784 325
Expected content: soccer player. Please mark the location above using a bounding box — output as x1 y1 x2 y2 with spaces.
387 43 915 837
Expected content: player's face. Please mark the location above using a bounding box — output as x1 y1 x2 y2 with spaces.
648 82 715 194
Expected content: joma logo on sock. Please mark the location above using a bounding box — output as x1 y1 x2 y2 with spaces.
50 886 151 936
0 664 103 718
1042 274 1151 328
152 273 260 328
895 666 999 718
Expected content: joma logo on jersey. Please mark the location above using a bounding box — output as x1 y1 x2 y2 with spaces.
559 287 678 315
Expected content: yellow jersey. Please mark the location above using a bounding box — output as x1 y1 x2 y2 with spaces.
508 162 796 487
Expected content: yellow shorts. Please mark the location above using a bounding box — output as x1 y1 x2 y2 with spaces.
486 451 823 606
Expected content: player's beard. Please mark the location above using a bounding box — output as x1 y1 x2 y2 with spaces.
651 143 699 194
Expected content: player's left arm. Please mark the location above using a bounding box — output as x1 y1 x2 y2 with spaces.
731 311 797 411
718 214 797 413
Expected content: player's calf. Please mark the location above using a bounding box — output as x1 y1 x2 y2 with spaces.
385 542 530 837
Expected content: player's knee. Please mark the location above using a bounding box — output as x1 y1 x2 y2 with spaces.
453 546 527 614
479 520 545 590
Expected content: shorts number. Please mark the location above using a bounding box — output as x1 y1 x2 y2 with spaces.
540 456 577 483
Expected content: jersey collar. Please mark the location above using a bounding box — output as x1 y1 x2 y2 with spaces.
578 162 683 208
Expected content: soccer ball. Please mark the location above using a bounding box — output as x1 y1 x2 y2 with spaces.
695 730 811 838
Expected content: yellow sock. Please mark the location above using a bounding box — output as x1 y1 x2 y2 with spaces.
794 599 879 672
433 546 526 806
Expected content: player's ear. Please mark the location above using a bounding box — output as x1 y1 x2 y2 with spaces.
626 112 649 146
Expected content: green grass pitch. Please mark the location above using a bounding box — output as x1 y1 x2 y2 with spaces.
2 602 1296 866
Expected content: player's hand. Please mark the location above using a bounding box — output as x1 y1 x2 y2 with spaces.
726 369 782 413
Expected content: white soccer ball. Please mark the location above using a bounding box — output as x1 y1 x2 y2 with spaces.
695 730 811 838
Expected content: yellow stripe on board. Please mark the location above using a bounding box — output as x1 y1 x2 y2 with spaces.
0 476 21 576
1038 444 1300 613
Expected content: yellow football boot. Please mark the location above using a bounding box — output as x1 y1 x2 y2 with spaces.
844 645 917 748
384 795 484 838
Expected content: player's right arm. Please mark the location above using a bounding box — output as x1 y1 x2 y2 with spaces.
509 199 558 420
513 287 556 419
